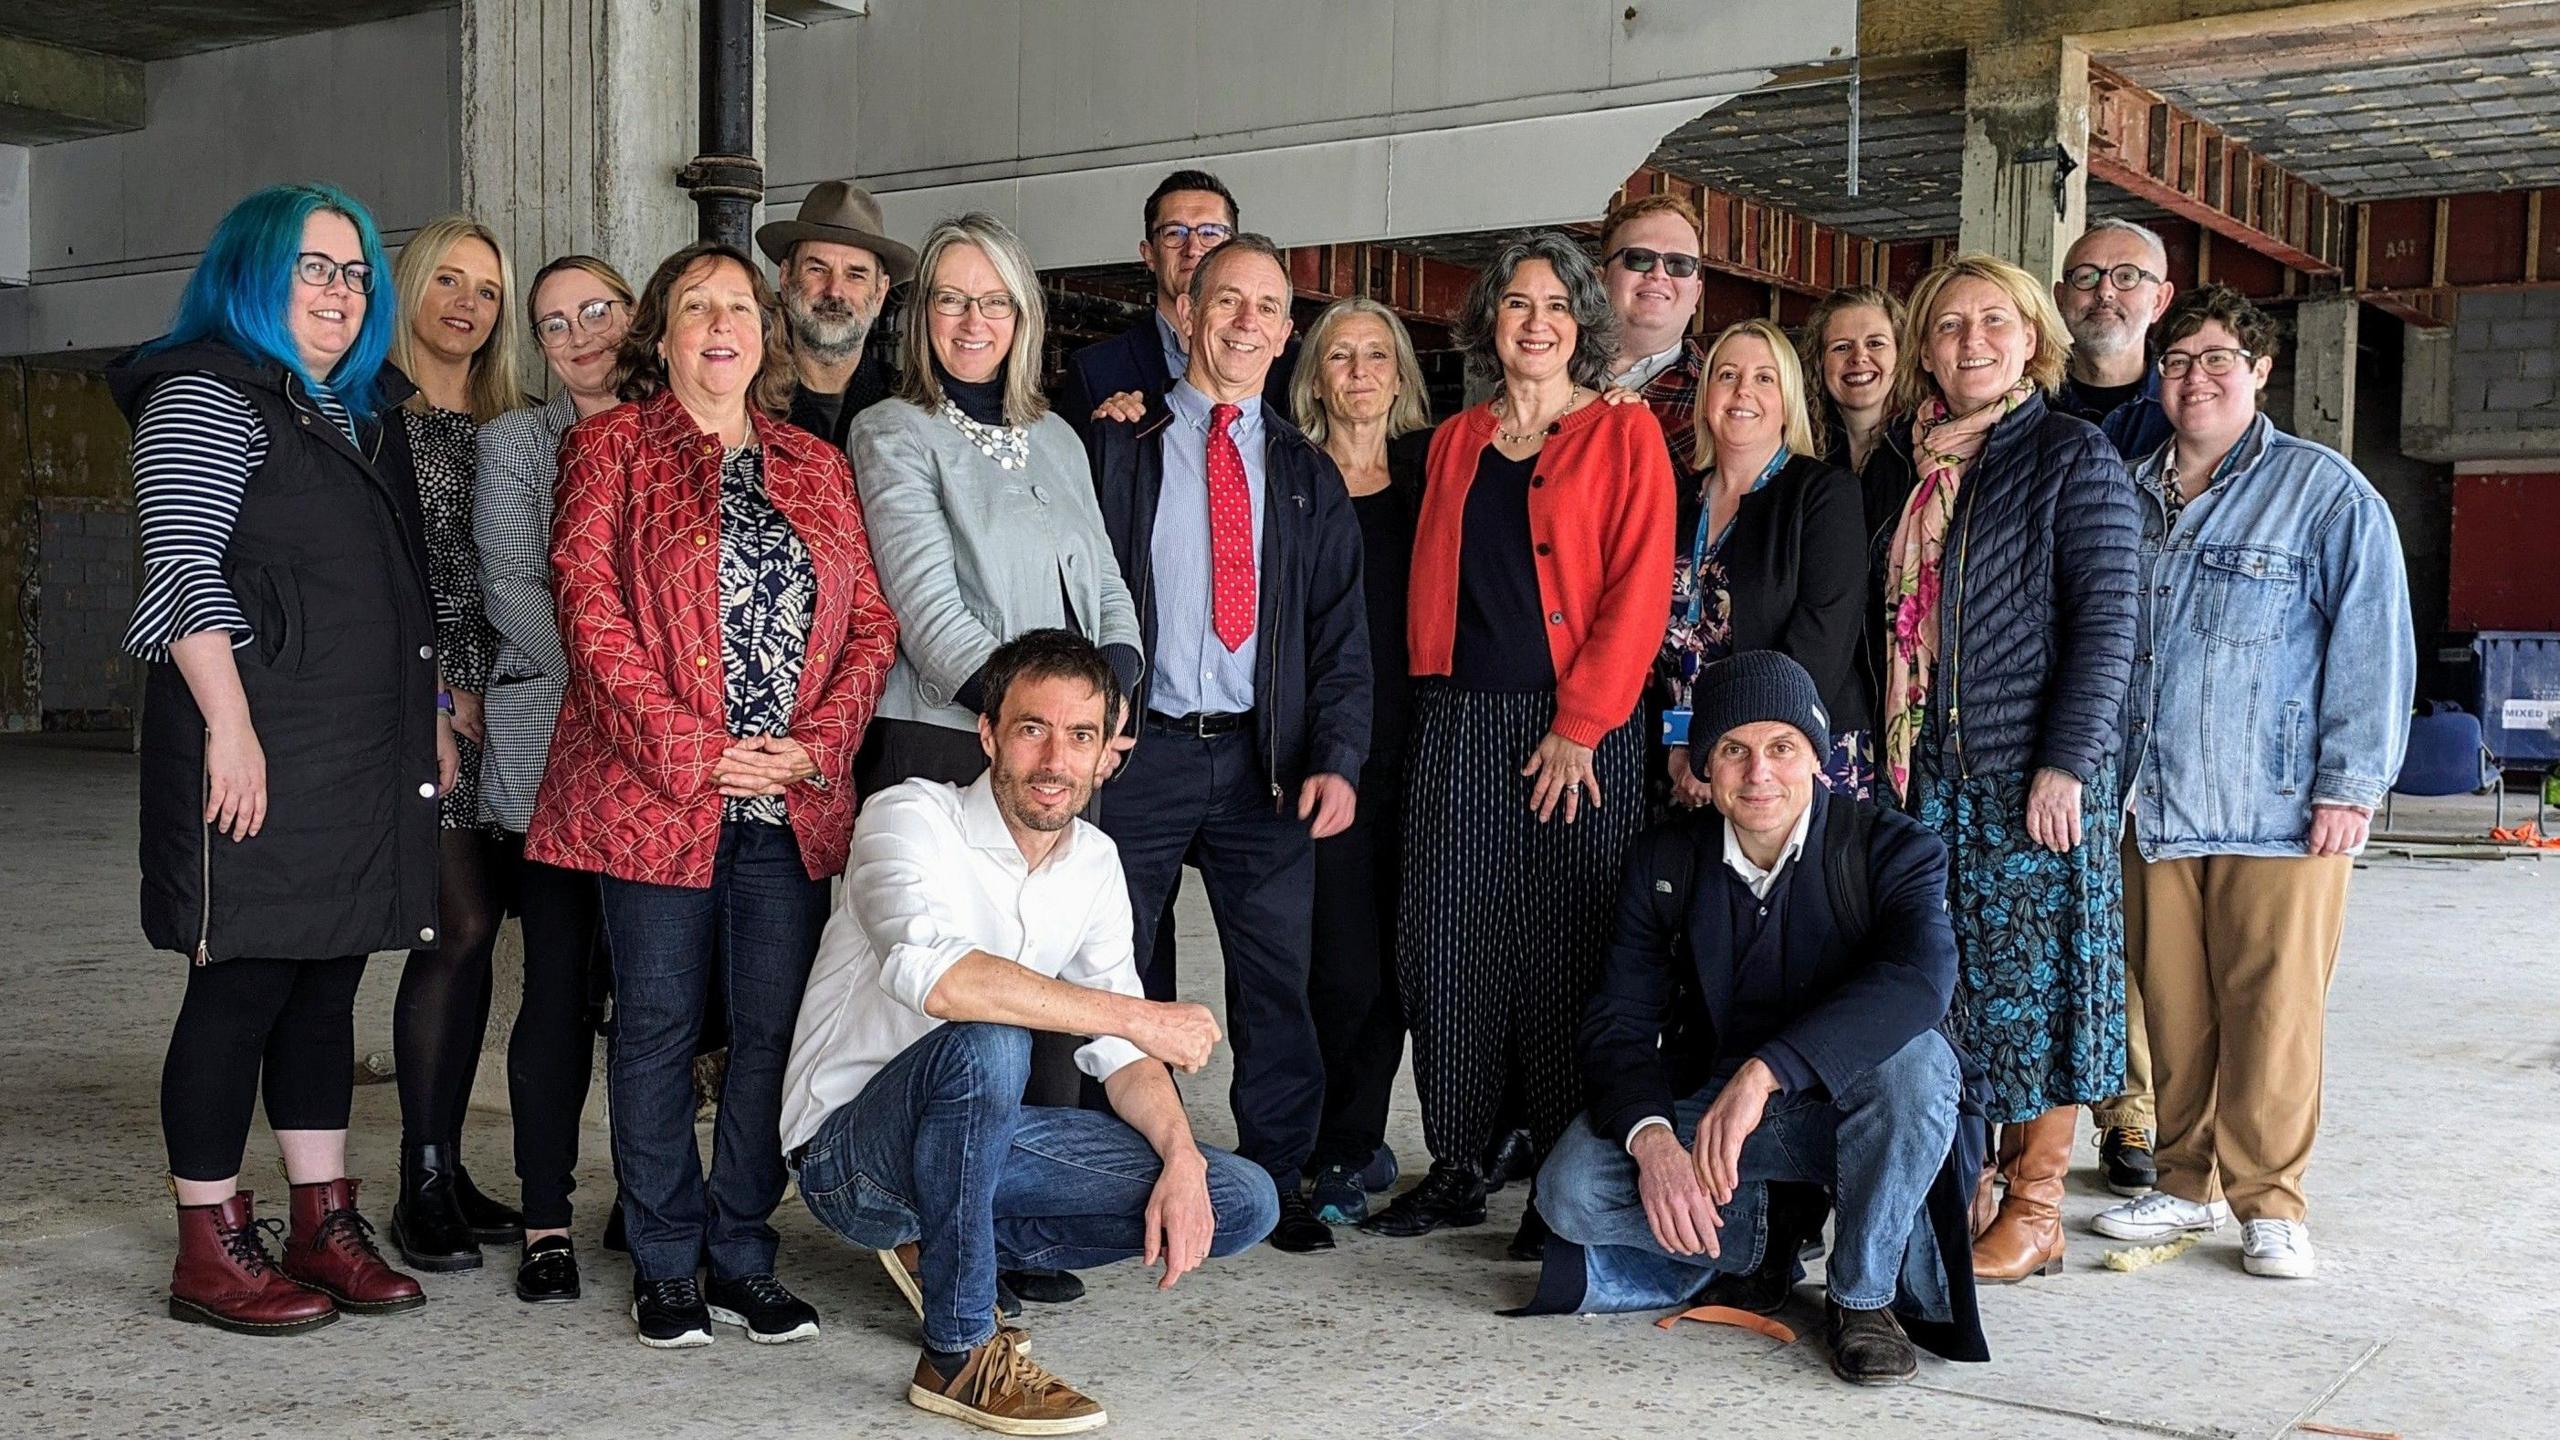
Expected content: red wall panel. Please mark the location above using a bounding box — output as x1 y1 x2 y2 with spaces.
2449 472 2560 631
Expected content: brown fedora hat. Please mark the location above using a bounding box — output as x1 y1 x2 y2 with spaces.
755 180 918 282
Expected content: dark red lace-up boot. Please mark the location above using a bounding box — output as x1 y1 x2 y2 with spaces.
281 1178 427 1314
170 1192 339 1335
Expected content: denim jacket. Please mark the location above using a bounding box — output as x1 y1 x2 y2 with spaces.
2123 414 2415 860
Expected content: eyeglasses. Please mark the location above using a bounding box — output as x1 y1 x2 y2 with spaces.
2157 346 2255 379
1149 221 1234 248
532 298 628 348
929 289 1018 320
295 252 375 295
2063 262 2165 292
1606 246 1702 279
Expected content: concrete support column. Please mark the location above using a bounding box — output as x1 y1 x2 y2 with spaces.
1958 38 2091 283
458 0 714 297
2294 294 2360 459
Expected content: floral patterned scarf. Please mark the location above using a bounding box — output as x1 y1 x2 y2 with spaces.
1881 380 2032 800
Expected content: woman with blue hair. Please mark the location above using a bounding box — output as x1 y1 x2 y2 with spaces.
113 182 440 1335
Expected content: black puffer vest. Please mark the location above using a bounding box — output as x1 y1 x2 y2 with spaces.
110 340 441 962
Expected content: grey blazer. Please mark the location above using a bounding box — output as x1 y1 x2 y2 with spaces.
848 398 1143 730
471 390 578 832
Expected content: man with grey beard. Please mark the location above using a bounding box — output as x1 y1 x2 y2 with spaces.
2055 217 2178 463
756 180 917 450
2052 216 2175 1201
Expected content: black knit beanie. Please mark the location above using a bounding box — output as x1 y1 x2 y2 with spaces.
1687 651 1830 779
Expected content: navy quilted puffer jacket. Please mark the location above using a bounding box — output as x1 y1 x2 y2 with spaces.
1861 391 2140 785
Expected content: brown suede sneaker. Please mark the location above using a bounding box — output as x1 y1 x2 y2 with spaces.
908 1329 1106 1435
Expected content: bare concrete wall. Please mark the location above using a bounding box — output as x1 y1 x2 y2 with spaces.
1 361 132 729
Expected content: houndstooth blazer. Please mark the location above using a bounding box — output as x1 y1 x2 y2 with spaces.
472 390 579 833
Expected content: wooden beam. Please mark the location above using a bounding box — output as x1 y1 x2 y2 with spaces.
2085 62 2345 274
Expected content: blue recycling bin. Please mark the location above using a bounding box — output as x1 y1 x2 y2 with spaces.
2472 631 2560 765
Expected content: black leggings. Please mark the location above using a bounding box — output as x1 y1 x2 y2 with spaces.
162 954 369 1181
508 847 603 1228
394 828 511 1153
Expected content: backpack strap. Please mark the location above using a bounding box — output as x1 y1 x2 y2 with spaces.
1821 796 1878 941
1650 815 1708 948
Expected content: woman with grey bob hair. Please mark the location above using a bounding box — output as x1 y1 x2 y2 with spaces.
893 211 1051 425
1452 232 1622 390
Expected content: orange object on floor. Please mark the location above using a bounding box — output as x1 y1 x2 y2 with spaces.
1654 1304 1797 1346
2488 823 2560 849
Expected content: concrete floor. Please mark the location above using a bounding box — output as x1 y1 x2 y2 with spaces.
3 733 2551 1439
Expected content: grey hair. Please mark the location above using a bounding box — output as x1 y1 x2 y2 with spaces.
2071 217 2169 272
897 211 1049 426
1291 296 1433 445
1455 233 1619 389
1185 231 1287 307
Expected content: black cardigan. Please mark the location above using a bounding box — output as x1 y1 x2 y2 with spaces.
1666 452 1872 738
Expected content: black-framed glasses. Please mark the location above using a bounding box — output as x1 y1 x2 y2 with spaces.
928 289 1018 320
1149 221 1234 248
2063 262 2164 292
2157 346 2254 379
294 252 375 294
532 298 628 348
1606 246 1702 279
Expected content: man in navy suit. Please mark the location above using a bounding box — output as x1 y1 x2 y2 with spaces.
1059 169 1297 441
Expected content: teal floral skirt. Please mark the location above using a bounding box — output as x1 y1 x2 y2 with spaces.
1906 750 2126 1125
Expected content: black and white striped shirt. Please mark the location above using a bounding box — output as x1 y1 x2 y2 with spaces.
123 372 353 662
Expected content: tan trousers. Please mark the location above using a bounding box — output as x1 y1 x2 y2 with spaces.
2090 963 2154 1132
2122 841 2351 1222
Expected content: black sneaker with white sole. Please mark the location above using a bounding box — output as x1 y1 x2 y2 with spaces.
706 1272 821 1344
631 1276 713 1349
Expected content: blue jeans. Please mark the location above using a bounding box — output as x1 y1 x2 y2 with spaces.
795 1021 1280 1354
599 821 827 1284
1537 1030 1958 1310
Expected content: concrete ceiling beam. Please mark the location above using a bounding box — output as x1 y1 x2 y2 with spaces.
0 33 145 144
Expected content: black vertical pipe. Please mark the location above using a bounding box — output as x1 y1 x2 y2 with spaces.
685 0 762 248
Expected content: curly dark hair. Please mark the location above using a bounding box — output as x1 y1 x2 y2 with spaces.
614 242 798 418
1454 232 1620 390
2156 283 2280 366
978 628 1123 737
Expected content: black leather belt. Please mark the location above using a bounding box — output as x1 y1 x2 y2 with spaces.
1147 710 1249 738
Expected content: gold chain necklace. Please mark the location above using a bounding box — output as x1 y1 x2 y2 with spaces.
1494 386 1587 445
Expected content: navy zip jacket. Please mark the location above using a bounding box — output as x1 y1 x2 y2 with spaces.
1058 313 1298 446
1578 789 1986 1361
1086 392 1371 794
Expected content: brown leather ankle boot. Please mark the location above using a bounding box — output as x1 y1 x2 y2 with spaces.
170 1191 339 1335
282 1179 426 1315
1970 1107 2074 1282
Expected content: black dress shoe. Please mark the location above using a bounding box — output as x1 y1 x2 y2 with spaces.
1507 1200 1551 1262
1268 1188 1336 1253
1480 1129 1536 1195
1358 1163 1487 1238
516 1236 581 1304
448 1152 526 1246
2100 1126 2158 1198
389 1142 483 1272
602 1197 628 1253
999 1267 1086 1304
1826 1301 1919 1385
1696 1181 1827 1313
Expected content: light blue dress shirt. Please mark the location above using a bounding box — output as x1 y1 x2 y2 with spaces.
1149 380 1265 717
1154 310 1189 391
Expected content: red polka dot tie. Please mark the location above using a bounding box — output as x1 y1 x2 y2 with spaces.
1206 402 1256 652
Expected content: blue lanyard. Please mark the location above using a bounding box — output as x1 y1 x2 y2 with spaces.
1685 447 1789 621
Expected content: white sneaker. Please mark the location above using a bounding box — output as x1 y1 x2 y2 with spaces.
2241 1219 2317 1278
2090 1190 2233 1241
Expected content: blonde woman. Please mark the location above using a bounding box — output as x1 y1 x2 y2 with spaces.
1864 253 2139 1284
382 214 532 1274
1657 318 1872 805
1290 297 1432 1224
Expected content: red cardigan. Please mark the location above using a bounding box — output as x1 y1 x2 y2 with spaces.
1410 399 1674 748
527 389 898 886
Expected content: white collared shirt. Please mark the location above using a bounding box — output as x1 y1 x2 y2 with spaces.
1615 341 1688 390
1624 802 1816 1152
779 775 1150 1153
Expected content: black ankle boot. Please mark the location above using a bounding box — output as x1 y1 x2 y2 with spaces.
1694 1182 1828 1315
389 1142 483 1272
446 1141 525 1247
1358 1162 1487 1238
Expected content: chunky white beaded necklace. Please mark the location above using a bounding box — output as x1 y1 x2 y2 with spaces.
938 398 1029 471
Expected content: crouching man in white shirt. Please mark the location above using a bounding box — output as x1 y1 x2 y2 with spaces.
781 629 1279 1434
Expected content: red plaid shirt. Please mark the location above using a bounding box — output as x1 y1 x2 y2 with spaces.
1632 340 1706 476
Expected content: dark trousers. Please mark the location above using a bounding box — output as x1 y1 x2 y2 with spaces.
1307 778 1406 1170
1399 687 1648 1173
854 715 1088 1110
162 954 369 1181
505 840 603 1229
1098 721 1322 1182
599 822 826 1283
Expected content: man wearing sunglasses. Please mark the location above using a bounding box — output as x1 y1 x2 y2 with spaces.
2054 218 2179 467
1598 193 1709 472
1058 169 1298 443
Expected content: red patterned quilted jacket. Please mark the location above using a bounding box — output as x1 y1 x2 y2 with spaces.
526 389 896 886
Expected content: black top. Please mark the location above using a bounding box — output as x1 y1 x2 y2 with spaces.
1450 444 1555 693
935 359 1008 426
2062 376 2142 420
1351 431 1429 787
1721 861 1809 1089
785 344 895 450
